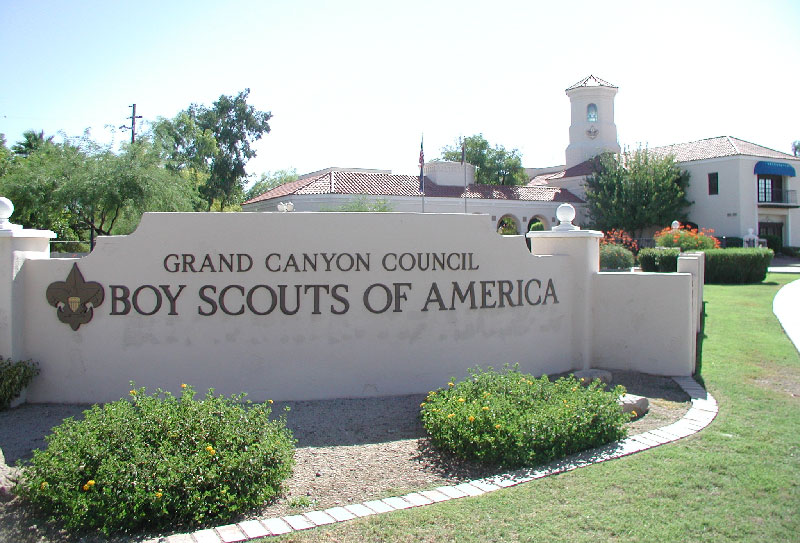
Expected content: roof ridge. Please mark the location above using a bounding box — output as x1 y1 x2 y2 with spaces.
243 175 321 205
725 136 740 154
565 74 617 91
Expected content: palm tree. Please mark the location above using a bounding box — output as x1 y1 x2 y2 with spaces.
11 130 54 157
793 140 800 157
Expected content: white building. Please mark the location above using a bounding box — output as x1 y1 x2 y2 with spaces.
242 163 583 234
244 75 800 246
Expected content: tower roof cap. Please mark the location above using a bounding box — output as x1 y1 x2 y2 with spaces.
566 75 617 91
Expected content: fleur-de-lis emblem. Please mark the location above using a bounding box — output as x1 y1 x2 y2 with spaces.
46 263 105 331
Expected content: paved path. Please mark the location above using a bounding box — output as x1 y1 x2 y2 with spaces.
773 277 800 354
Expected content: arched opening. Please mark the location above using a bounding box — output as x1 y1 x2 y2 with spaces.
496 215 520 235
587 103 598 122
527 216 547 232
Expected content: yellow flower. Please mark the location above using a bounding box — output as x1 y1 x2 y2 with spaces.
268 399 274 404
155 491 163 499
482 406 490 411
87 480 95 487
483 392 491 398
495 424 501 429
631 410 637 417
468 416 475 422
448 382 455 387
130 390 137 396
572 387 577 392
420 402 426 407
40 481 48 490
180 383 187 389
205 445 216 456
447 413 455 418
82 480 95 492
457 398 466 403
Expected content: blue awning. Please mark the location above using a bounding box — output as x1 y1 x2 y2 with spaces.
754 161 796 177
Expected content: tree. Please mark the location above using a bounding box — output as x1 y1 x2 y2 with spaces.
793 140 800 157
0 136 197 243
244 169 298 202
584 148 691 237
11 129 54 157
0 134 12 177
440 134 528 186
153 89 271 211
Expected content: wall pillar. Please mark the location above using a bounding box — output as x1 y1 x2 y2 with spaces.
527 204 602 371
0 197 55 359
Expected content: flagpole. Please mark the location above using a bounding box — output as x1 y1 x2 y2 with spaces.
419 134 425 213
462 138 467 214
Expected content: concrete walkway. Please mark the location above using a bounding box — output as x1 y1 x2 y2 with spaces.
773 277 800 354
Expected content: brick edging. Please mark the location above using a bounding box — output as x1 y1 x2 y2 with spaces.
158 376 716 543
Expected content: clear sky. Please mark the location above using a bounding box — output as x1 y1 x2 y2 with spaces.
2 0 799 185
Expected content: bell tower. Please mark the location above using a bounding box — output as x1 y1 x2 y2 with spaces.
564 75 620 169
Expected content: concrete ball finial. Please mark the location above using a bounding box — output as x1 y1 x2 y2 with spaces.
0 196 16 230
0 196 13 221
552 203 579 231
556 203 576 224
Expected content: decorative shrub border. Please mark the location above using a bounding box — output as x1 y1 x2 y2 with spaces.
153 376 716 542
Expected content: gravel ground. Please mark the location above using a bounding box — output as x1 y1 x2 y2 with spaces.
0 371 690 543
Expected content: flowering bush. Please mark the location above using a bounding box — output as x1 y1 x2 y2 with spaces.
16 384 295 535
601 229 638 254
420 367 629 467
654 224 720 251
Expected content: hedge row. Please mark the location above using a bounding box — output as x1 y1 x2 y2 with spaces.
638 247 773 284
637 248 680 273
704 248 773 284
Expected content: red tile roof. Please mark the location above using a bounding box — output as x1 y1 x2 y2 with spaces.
649 136 797 163
244 169 584 205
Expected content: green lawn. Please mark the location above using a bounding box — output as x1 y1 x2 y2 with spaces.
265 274 800 543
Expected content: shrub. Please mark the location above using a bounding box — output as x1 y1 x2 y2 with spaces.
654 224 719 251
637 248 680 272
600 244 635 270
704 248 773 284
781 246 800 258
762 234 783 252
0 357 39 410
528 220 544 232
16 385 295 535
420 367 628 467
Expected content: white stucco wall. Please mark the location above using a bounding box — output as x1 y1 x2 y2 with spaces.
592 272 694 375
2 211 699 404
245 196 563 234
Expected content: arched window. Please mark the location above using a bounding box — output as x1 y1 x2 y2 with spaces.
587 103 598 122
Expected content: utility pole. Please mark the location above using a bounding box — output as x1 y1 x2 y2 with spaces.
120 104 143 143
